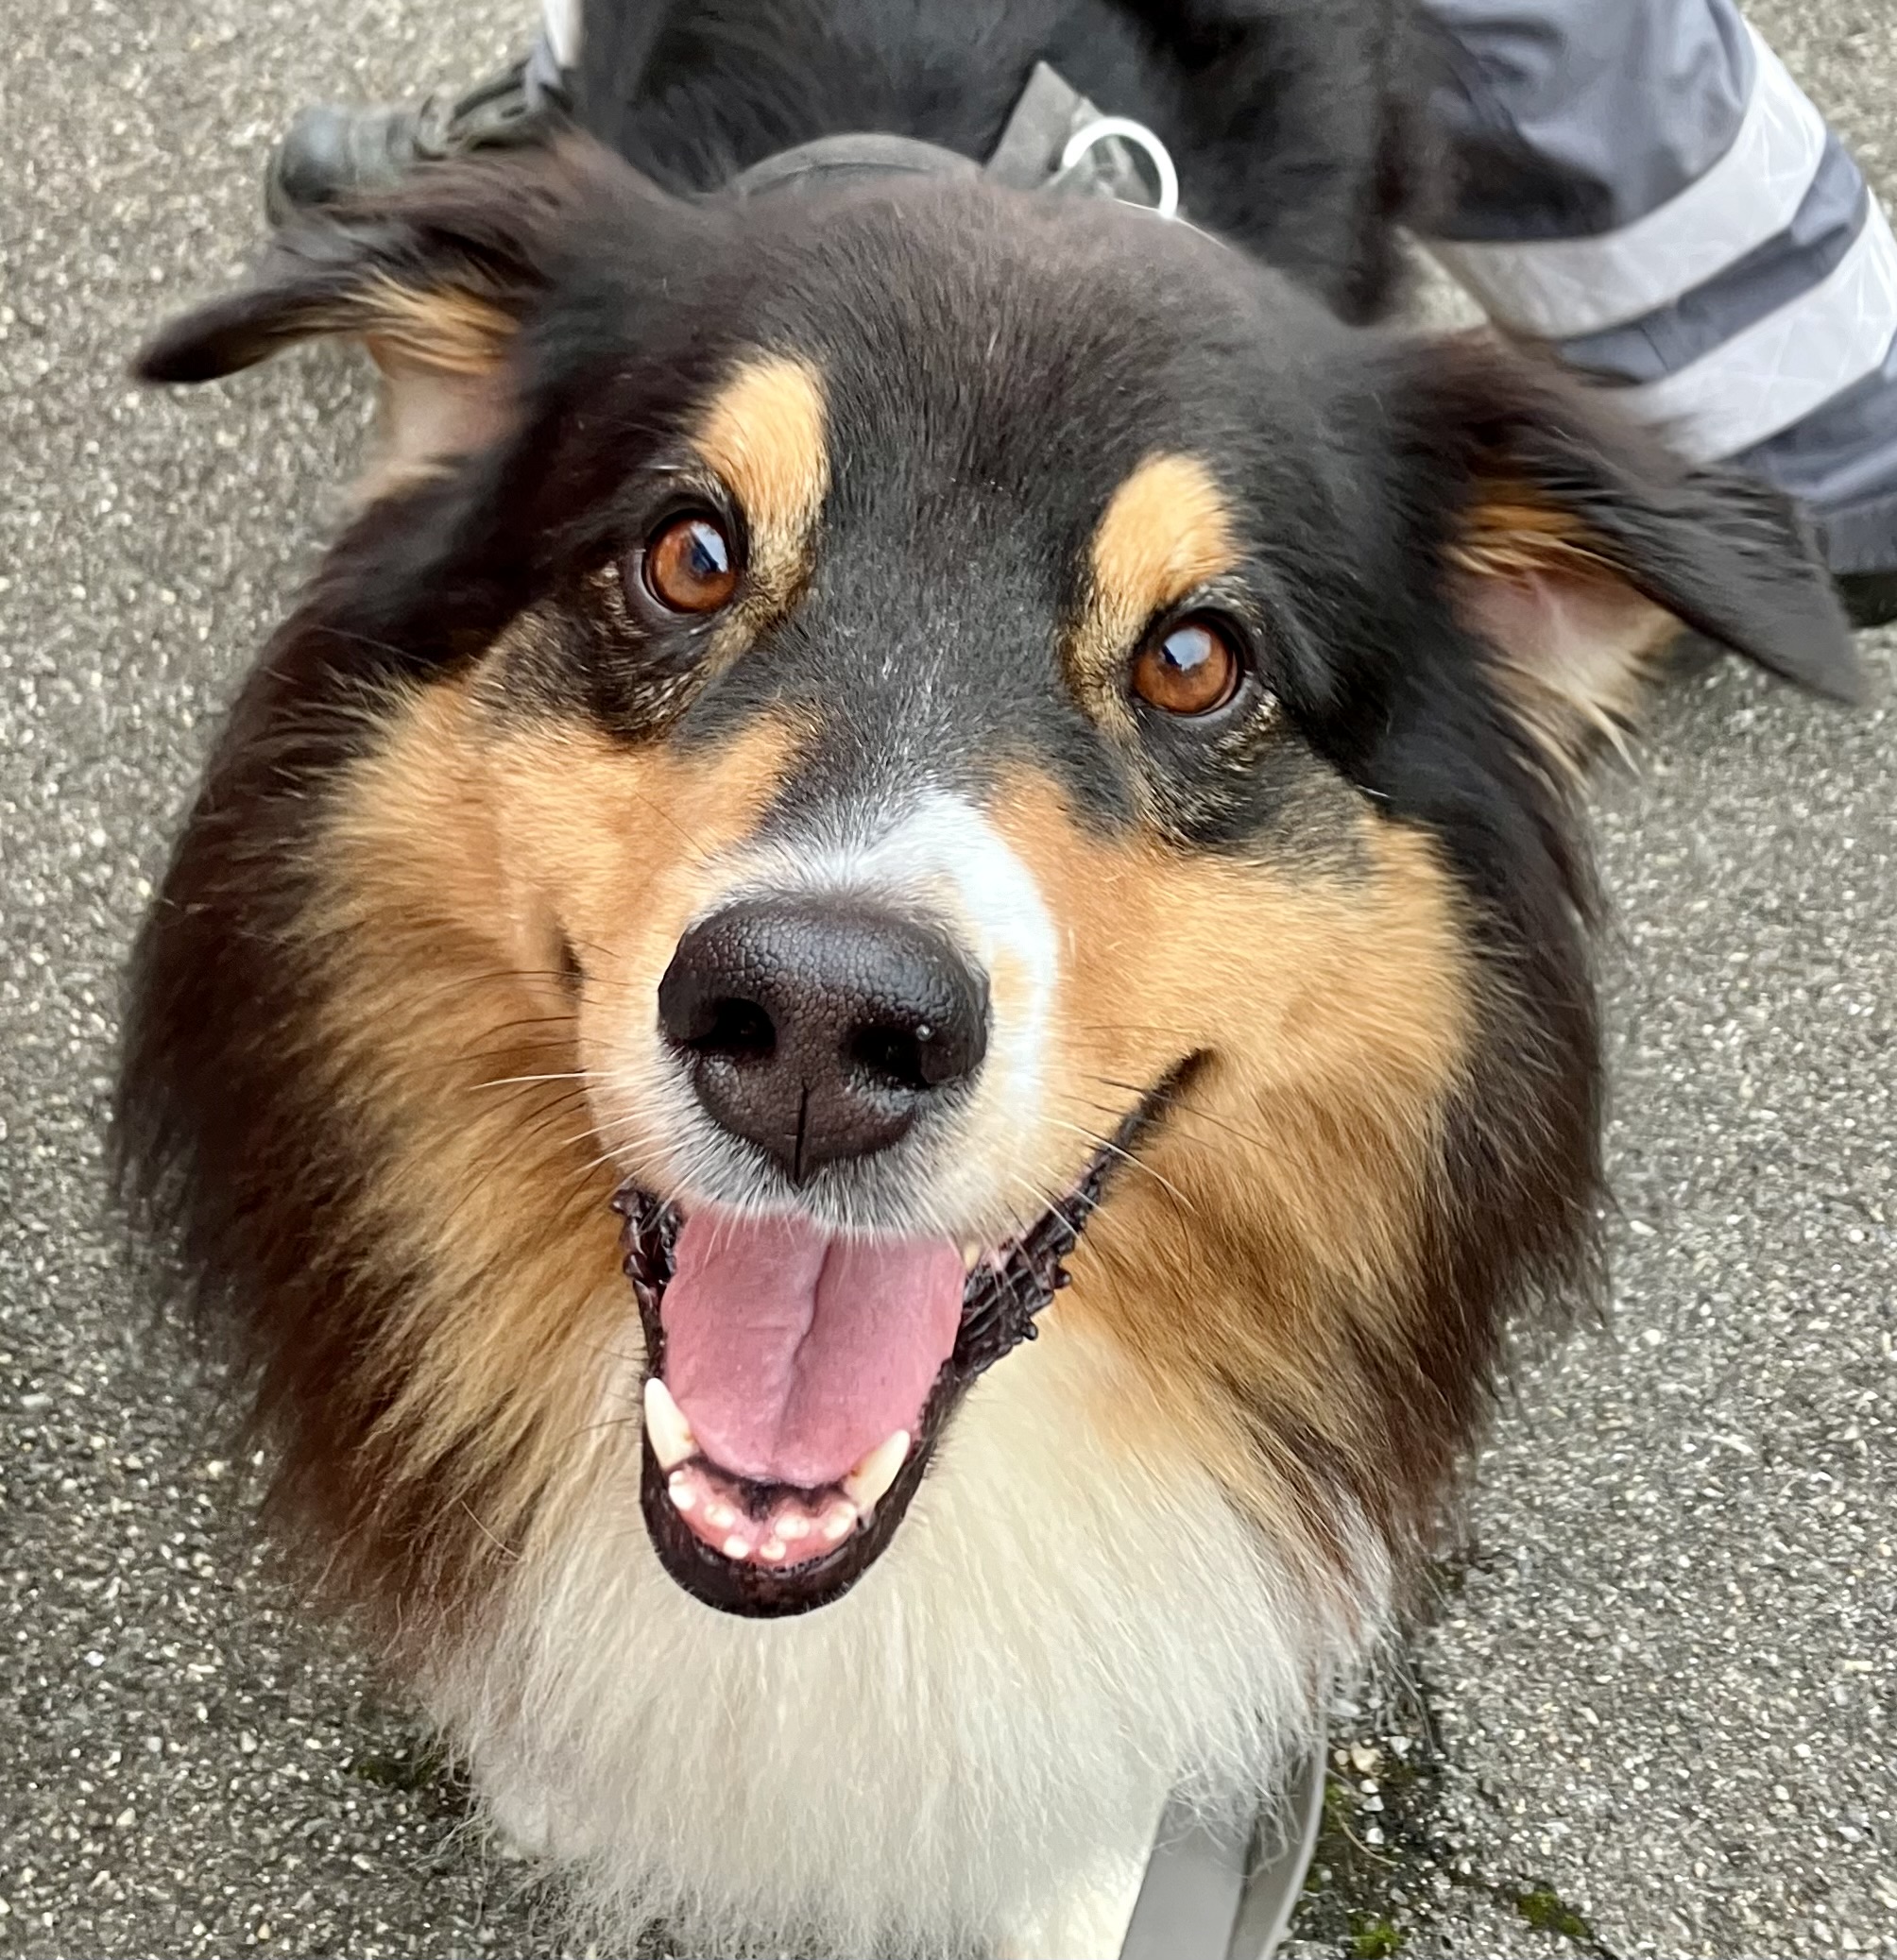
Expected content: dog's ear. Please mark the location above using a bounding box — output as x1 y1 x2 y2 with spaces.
1403 336 1864 771
135 137 647 493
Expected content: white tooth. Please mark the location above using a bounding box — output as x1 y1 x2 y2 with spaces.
778 1514 810 1542
706 1501 737 1532
723 1534 751 1560
667 1474 696 1514
642 1377 696 1471
843 1430 911 1514
821 1502 858 1543
961 1239 983 1272
760 1539 786 1563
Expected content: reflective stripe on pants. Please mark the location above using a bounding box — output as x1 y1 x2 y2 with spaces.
1420 0 1897 572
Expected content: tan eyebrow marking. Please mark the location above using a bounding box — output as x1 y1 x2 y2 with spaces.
692 354 830 610
1070 452 1242 722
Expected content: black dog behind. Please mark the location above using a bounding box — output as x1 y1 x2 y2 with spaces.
576 0 1425 318
123 3 1858 1953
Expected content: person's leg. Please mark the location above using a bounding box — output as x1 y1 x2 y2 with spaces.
1421 0 1897 624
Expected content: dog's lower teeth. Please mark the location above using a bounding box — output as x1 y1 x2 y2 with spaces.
643 1376 697 1472
843 1430 911 1514
642 1381 916 1565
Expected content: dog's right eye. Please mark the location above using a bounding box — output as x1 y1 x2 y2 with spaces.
1131 615 1244 717
637 514 740 615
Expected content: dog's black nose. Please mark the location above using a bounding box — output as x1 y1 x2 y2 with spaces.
657 898 989 1179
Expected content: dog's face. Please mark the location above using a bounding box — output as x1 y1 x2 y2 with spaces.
126 142 1856 1629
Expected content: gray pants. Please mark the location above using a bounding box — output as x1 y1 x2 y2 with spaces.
1424 0 1897 576
533 0 1897 577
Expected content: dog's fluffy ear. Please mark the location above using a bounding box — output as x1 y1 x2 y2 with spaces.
1405 336 1864 771
134 138 641 492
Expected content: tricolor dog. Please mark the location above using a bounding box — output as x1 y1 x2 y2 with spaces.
120 2 1859 1953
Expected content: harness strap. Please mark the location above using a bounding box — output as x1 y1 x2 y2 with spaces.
724 59 1180 218
1119 1744 1326 1960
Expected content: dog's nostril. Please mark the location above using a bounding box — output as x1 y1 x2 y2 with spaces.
847 1021 929 1094
656 898 989 1176
690 997 777 1064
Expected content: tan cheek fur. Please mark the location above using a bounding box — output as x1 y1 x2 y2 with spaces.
986 773 1473 1531
301 673 799 1553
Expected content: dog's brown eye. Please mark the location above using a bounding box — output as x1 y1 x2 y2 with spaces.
1131 617 1242 716
643 514 739 614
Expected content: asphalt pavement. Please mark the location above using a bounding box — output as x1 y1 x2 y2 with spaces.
2 2 1892 1954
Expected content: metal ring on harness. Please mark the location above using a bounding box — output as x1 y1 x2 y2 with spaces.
1059 116 1181 221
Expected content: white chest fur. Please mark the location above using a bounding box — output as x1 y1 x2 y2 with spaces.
430 1321 1372 1958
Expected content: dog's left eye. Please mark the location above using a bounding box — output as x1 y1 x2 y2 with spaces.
1131 616 1243 716
638 513 741 615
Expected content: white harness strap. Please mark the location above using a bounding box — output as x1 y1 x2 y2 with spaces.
1118 1746 1326 1960
539 0 582 73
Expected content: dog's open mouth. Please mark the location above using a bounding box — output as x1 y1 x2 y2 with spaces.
613 1088 1171 1618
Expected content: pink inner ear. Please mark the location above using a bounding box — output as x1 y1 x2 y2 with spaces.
1455 565 1676 748
358 341 518 501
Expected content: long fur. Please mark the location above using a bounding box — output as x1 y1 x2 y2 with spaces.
436 1323 1377 1957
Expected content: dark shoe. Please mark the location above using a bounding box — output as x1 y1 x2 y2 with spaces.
1839 569 1897 630
265 59 560 224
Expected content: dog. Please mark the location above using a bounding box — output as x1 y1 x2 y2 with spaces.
118 3 1862 1953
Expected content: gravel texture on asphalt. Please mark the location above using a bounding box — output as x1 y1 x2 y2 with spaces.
2 3 1892 1955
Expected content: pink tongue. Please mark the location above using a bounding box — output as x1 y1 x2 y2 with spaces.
658 1211 966 1489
